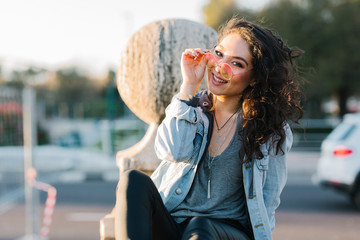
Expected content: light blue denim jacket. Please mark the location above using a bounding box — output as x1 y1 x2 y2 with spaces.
151 91 292 240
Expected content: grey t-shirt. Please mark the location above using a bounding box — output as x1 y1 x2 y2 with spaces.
171 116 250 228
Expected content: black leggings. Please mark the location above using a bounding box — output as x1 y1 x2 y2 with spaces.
115 170 252 240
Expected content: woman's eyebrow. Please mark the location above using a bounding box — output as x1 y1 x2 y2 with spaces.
217 45 249 66
233 56 249 66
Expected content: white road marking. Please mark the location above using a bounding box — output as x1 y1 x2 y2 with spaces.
66 212 107 222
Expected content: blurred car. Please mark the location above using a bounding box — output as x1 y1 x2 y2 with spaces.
315 113 360 209
55 132 82 147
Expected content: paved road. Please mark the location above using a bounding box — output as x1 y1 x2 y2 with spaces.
274 151 360 240
1 151 360 240
274 179 360 240
0 181 117 240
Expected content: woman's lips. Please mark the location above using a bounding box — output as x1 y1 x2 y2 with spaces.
211 73 228 86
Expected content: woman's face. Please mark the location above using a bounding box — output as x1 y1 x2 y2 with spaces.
206 33 253 98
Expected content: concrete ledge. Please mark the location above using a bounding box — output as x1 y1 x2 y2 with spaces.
100 210 115 240
99 169 154 240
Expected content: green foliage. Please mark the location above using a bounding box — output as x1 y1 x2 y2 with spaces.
202 0 360 117
260 0 360 117
55 68 94 103
39 68 126 119
1 66 127 120
203 0 238 30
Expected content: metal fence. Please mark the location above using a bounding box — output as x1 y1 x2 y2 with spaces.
0 87 24 214
292 118 339 151
0 87 23 146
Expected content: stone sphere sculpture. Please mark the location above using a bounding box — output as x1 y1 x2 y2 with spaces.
117 18 218 124
116 18 218 173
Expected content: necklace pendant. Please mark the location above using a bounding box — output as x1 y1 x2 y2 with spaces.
216 136 221 142
207 179 211 199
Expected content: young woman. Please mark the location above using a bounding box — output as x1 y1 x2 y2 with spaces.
115 17 303 240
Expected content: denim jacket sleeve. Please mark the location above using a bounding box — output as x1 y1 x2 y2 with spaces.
245 123 292 240
155 96 202 163
262 123 292 233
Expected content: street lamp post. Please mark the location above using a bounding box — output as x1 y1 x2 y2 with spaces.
23 86 40 240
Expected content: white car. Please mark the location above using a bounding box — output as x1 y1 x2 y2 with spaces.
315 113 360 209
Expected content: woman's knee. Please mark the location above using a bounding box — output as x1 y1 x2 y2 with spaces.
187 217 213 228
182 217 216 240
117 169 152 196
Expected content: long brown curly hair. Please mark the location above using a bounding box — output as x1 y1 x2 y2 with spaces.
217 18 304 161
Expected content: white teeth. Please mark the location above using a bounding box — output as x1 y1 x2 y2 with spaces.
214 75 227 83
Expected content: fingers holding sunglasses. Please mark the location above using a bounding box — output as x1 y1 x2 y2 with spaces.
183 48 209 61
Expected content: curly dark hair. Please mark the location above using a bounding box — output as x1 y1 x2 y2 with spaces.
217 18 304 161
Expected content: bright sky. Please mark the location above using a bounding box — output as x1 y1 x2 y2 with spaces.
0 0 269 76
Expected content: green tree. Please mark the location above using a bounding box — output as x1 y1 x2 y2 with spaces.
259 0 327 117
261 0 360 117
203 0 238 30
53 68 127 119
104 70 126 119
202 0 360 117
1 66 127 121
54 68 100 118
318 0 360 116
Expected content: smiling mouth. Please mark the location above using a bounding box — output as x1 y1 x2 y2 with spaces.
213 74 228 84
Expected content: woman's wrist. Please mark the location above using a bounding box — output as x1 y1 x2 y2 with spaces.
180 83 198 97
175 92 193 101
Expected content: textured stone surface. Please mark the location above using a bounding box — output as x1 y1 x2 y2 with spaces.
117 18 218 124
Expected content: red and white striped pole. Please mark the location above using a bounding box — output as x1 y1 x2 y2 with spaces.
26 168 57 240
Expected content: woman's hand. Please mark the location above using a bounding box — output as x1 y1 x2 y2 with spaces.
180 48 210 96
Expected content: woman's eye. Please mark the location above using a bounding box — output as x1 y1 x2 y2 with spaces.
214 50 223 57
232 61 244 68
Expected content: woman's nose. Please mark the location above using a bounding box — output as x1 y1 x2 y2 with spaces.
215 62 233 80
214 57 225 72
215 65 221 74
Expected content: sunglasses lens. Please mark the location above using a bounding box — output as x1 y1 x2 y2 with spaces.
208 49 234 80
220 63 233 80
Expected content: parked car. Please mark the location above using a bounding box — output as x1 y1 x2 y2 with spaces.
315 113 360 209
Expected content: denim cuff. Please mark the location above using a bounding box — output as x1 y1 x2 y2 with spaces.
180 98 200 108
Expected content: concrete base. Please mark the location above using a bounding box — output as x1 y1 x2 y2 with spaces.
100 209 116 240
99 124 158 240
99 169 154 240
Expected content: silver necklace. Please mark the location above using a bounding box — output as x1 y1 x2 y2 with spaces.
213 109 239 142
207 112 238 199
214 121 233 143
214 109 239 131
